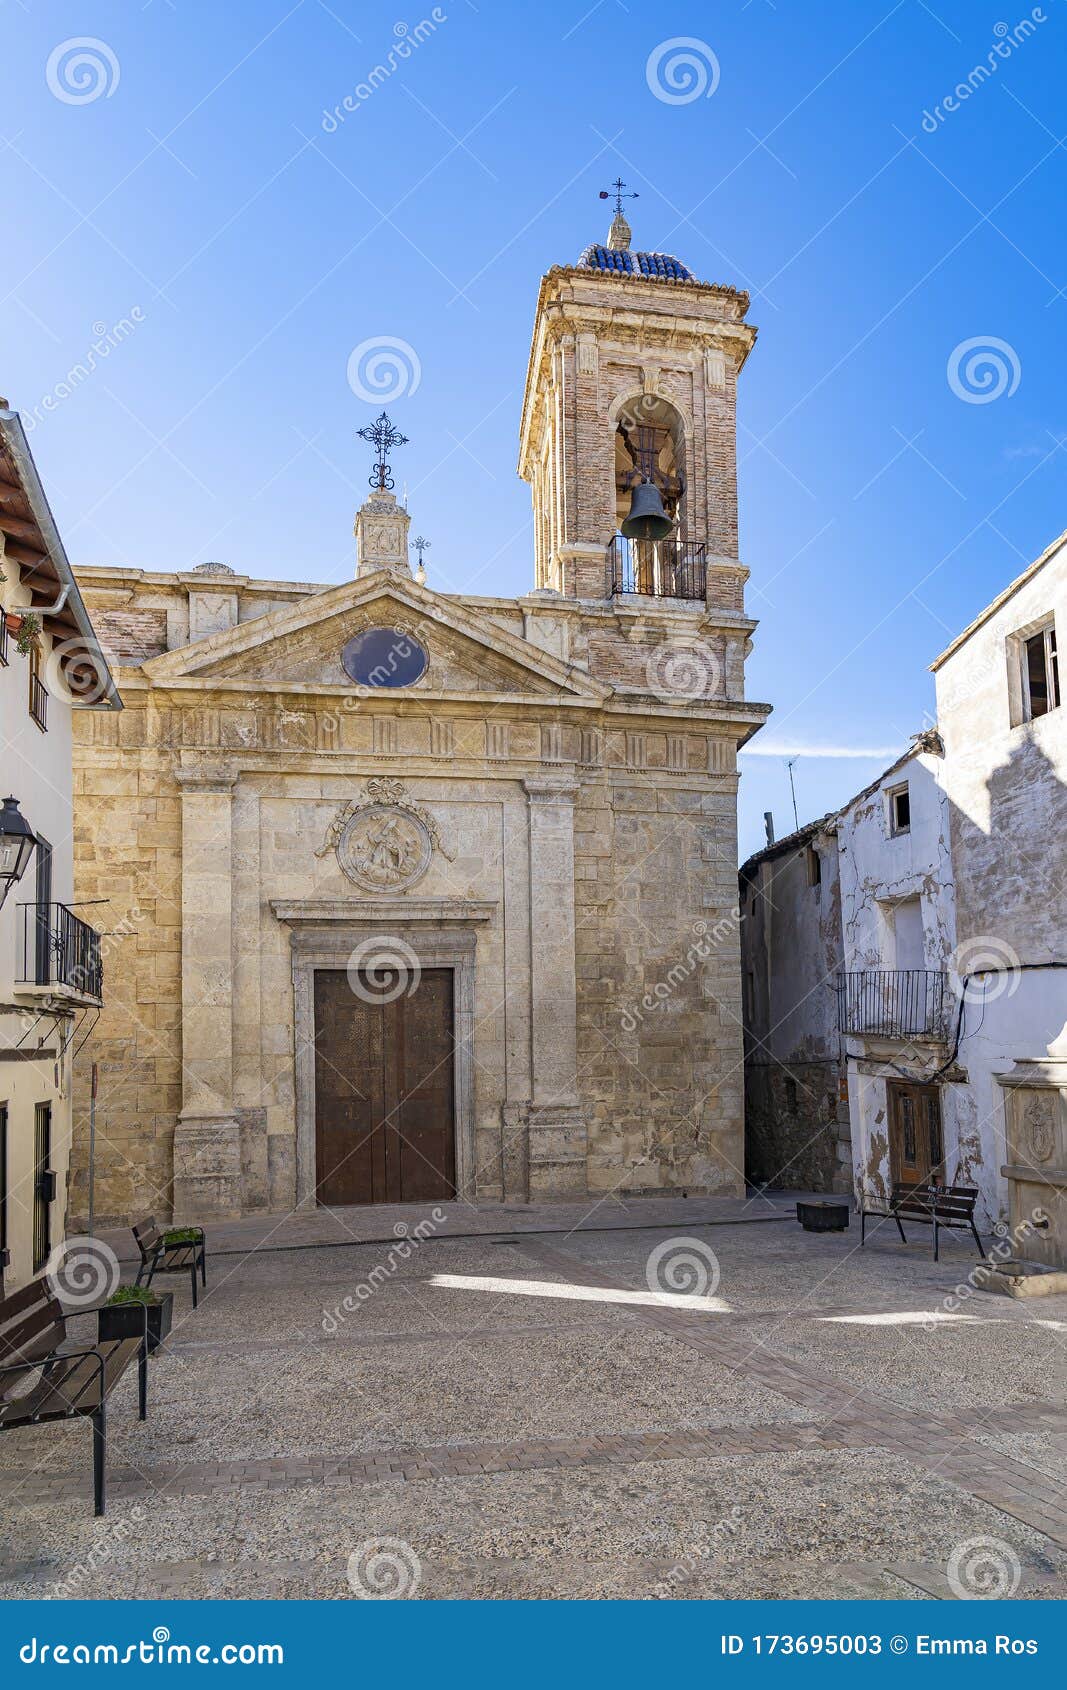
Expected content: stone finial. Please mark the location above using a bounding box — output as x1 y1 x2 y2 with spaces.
607 211 631 251
354 489 412 579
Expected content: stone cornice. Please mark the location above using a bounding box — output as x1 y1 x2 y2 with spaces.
523 776 580 802
270 898 497 927
173 763 238 792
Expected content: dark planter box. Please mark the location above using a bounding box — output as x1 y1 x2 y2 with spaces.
99 1292 173 1354
797 1200 850 1233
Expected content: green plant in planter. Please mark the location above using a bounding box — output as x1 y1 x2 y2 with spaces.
106 1284 164 1307
14 611 41 655
163 1227 200 1245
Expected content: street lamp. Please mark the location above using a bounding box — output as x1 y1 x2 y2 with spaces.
0 796 36 909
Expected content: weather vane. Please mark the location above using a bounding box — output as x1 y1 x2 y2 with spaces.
357 410 409 491
599 177 639 216
411 534 431 584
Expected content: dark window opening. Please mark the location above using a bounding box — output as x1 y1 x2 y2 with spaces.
1023 626 1060 720
34 836 52 986
806 845 821 886
889 785 910 835
784 1076 798 1112
33 1102 52 1272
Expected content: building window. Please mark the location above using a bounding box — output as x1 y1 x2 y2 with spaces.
805 845 821 886
28 646 48 731
33 1101 53 1272
784 1075 798 1112
887 783 910 835
1019 621 1060 721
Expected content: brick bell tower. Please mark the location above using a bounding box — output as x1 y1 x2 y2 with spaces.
518 192 757 614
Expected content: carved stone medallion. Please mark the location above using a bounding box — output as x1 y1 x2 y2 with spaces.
316 777 453 894
1022 1092 1056 1164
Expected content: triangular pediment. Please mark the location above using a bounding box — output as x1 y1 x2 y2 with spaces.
141 572 608 702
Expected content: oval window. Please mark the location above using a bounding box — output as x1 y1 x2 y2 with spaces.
341 626 428 688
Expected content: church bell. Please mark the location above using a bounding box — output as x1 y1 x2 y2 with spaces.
621 477 672 542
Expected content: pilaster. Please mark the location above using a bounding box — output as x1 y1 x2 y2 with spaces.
172 763 242 1220
523 776 588 1193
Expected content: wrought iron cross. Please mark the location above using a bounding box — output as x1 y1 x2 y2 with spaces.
599 177 639 216
411 535 431 569
357 410 409 491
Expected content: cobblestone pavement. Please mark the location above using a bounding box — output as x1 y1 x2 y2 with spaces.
1 1213 1065 1600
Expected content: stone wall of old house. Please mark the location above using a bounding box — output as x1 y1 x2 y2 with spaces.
68 715 183 1227
738 829 851 1194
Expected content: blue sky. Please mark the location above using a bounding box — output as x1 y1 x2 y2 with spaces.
4 0 1066 859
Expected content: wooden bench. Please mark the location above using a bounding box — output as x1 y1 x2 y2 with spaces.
133 1217 207 1308
0 1278 147 1516
859 1182 986 1262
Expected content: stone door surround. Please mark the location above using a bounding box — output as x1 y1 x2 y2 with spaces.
270 898 496 1209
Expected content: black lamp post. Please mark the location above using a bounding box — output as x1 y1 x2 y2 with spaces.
0 796 36 909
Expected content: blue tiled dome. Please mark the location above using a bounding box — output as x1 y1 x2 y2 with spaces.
578 244 694 281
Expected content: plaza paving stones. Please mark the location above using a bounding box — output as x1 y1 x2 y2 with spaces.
2 1209 1066 1600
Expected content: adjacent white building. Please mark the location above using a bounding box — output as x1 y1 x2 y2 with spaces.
741 532 1066 1265
0 406 120 1291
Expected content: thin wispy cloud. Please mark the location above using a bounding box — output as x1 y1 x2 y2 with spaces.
740 742 902 759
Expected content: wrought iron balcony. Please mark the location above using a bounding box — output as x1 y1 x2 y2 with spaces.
16 901 103 1003
837 970 947 1040
608 533 707 601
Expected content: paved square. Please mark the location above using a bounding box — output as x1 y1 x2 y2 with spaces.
2 1207 1065 1600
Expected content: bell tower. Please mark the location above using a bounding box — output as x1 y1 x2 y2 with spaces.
518 196 757 610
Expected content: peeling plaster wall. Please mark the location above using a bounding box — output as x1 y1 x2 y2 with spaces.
836 752 968 1208
934 540 1067 1236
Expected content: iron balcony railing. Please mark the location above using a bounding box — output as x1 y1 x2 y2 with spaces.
29 667 48 731
16 901 103 1002
837 969 947 1040
608 533 707 601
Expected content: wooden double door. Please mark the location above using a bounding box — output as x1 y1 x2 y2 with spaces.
887 1081 944 1187
314 967 456 1206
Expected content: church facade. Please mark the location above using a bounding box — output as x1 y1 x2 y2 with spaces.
70 218 770 1223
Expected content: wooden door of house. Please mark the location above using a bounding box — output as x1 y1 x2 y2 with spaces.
887 1082 944 1188
313 968 455 1206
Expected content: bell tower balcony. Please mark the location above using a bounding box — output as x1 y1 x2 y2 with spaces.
607 534 707 601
